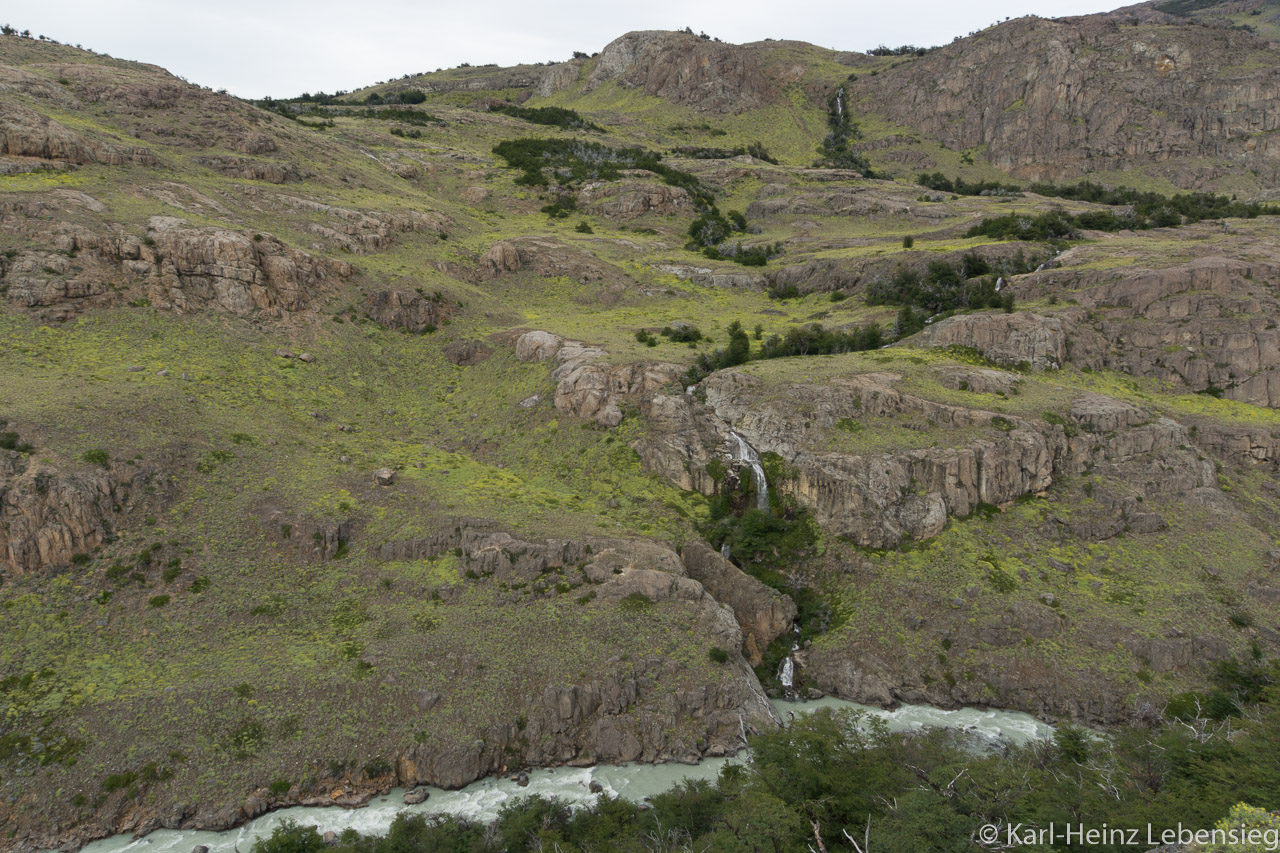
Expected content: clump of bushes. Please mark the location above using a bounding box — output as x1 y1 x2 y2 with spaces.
490 103 602 131
491 138 713 206
865 253 1016 315
671 141 777 163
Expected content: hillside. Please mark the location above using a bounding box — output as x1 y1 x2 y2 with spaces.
2 13 1280 851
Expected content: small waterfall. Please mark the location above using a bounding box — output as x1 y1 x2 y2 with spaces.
777 656 795 689
730 431 769 512
995 276 1004 292
720 543 731 560
835 86 844 121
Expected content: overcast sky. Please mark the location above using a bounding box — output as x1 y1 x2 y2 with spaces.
13 0 1125 99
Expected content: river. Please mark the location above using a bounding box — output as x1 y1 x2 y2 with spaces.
78 698 1053 853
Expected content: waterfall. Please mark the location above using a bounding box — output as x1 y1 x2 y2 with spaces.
995 276 1004 292
835 87 844 121
720 543 731 560
730 431 769 512
777 656 795 689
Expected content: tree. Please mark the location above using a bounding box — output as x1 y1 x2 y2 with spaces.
251 820 325 853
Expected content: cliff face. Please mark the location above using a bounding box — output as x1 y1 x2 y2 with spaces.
578 32 779 114
856 14 1280 185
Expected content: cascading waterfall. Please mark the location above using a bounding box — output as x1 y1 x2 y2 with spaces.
720 543 732 559
777 656 795 689
835 87 844 121
730 431 769 511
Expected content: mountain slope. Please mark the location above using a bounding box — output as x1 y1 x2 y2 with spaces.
1 17 1280 852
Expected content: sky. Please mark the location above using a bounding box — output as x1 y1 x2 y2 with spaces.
10 0 1127 99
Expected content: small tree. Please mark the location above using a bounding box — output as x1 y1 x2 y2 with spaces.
902 235 915 249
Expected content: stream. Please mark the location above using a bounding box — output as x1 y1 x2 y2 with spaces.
78 698 1052 853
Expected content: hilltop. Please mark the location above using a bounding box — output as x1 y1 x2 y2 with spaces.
2 11 1280 850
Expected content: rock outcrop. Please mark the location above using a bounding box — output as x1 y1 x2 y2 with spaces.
577 31 778 114
362 289 448 333
0 102 157 167
478 237 627 284
638 368 1216 548
0 454 155 577
912 312 1068 370
576 179 694 220
856 14 1280 186
681 541 797 665
145 217 350 316
513 330 682 426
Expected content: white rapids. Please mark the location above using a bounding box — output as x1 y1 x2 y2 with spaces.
77 699 1052 853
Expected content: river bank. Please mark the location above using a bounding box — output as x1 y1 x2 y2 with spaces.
76 698 1053 853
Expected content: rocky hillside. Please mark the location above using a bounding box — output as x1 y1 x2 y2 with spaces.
1 12 1280 852
853 11 1280 189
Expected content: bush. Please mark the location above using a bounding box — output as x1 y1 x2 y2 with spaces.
865 254 1012 315
490 102 602 132
709 646 730 664
397 89 426 104
492 138 713 205
147 595 170 608
619 592 654 613
574 221 593 234
251 819 326 853
81 448 110 468
660 324 702 343
902 235 914 249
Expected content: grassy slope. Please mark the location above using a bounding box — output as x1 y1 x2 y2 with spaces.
3 29 1280 844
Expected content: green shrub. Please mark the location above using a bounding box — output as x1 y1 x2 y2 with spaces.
81 448 110 468
708 646 730 664
619 592 653 613
251 819 325 853
490 102 603 132
147 594 170 608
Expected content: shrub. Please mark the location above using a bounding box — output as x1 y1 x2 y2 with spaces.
902 235 914 249
490 102 603 132
397 89 426 104
708 646 730 664
269 778 291 796
147 594 170 608
251 819 326 853
619 592 654 613
574 221 593 234
492 138 713 205
363 757 393 778
660 324 702 343
81 448 110 467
